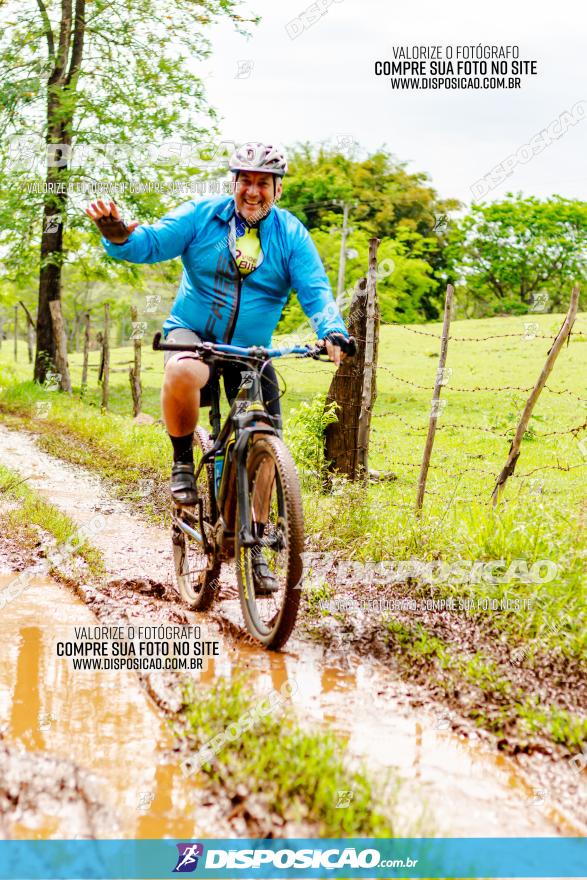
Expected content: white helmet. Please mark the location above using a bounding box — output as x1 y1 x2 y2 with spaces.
229 142 288 177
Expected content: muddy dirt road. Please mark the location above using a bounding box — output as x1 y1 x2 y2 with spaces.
0 423 584 839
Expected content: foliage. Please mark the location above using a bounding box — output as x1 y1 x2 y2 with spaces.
277 142 460 323
0 0 258 315
281 142 459 247
446 194 587 316
284 394 338 488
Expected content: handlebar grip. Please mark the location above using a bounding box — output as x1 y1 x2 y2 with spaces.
341 335 357 357
152 331 162 351
323 333 358 357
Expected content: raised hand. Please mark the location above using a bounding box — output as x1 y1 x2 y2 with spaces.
85 199 139 244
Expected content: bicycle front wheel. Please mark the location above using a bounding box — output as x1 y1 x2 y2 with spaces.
236 434 304 650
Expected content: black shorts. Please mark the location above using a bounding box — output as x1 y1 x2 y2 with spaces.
163 327 281 419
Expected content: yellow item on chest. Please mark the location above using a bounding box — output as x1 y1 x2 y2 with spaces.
235 226 261 276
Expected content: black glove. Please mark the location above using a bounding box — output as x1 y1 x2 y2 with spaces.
95 211 132 244
323 332 357 356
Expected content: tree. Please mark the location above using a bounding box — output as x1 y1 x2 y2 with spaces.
446 195 587 315
277 227 437 336
0 0 258 382
279 143 459 320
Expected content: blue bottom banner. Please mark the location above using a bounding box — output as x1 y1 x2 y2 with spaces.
0 838 585 879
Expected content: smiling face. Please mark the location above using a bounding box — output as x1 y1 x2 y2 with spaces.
232 170 283 224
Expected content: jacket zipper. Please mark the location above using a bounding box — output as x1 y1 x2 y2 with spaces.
224 219 264 344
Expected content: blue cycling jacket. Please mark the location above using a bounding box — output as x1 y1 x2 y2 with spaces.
101 195 348 347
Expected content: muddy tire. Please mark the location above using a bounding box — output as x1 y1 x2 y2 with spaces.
235 435 304 650
172 426 220 610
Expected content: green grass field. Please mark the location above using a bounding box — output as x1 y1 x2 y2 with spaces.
4 312 585 501
1 313 585 676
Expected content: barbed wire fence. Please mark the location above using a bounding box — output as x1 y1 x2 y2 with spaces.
319 246 585 511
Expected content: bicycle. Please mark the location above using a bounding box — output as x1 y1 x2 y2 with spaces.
152 331 356 650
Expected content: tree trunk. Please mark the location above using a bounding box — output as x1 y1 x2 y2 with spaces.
13 305 18 361
27 324 34 364
97 332 104 382
70 308 82 351
34 187 68 382
33 0 86 381
324 239 380 481
49 300 72 392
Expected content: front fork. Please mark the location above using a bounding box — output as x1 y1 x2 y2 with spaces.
234 424 275 547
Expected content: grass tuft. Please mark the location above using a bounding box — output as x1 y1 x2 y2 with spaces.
180 674 397 836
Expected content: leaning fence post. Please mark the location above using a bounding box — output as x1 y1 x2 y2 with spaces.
80 311 90 396
128 305 143 417
491 284 580 506
416 283 454 511
19 301 36 366
100 302 110 410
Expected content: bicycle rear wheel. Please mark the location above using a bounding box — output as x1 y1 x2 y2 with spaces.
172 426 220 610
236 434 304 650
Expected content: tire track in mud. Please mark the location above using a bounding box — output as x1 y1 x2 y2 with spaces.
0 422 584 838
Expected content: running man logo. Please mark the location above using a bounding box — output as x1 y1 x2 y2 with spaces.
173 843 205 873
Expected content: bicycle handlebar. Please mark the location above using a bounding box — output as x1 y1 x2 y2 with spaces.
152 331 357 360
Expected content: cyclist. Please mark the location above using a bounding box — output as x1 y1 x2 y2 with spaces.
86 142 350 590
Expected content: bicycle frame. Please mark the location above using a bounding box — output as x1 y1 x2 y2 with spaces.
210 366 279 544
175 360 282 555
152 330 352 555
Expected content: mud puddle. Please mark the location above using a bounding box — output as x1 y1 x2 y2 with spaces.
218 640 583 836
0 423 583 837
0 575 224 839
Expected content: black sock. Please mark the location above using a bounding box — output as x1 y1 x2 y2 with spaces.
169 432 194 464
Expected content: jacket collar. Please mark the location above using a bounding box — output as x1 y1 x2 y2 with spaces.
215 196 276 232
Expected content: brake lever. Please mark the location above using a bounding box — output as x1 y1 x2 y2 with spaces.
299 344 328 360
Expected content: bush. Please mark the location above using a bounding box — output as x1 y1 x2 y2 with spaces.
284 393 338 489
491 299 529 316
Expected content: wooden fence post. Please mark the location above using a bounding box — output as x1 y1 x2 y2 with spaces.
48 300 73 392
129 305 142 417
324 237 380 480
27 322 34 364
416 283 454 511
357 237 380 475
13 304 18 361
80 311 90 396
19 301 36 365
491 284 580 506
100 302 110 410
